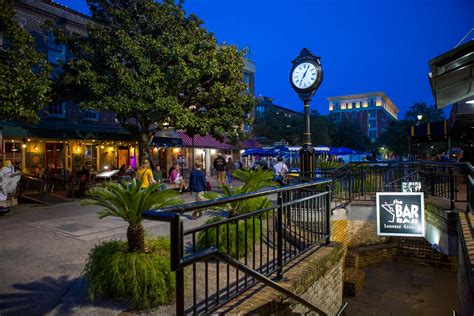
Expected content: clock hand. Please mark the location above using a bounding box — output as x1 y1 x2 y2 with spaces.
301 66 309 83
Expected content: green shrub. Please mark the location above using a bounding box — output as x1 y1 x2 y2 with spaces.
316 161 343 169
84 237 174 310
196 216 261 258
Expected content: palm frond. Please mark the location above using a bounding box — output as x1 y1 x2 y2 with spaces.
82 179 182 225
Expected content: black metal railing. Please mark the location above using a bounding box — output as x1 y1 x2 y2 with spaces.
289 160 466 210
466 163 473 214
143 180 332 316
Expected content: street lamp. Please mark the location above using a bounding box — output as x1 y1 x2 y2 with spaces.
289 48 323 178
417 114 423 125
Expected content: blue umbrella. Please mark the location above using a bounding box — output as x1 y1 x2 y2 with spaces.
329 147 355 155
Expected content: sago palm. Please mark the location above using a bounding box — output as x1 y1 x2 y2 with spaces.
204 168 276 217
82 179 181 253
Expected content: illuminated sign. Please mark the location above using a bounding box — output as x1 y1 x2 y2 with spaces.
376 192 425 237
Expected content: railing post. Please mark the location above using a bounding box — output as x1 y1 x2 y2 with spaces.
326 184 331 245
276 191 284 280
170 214 185 316
449 168 455 210
348 171 352 201
430 172 435 196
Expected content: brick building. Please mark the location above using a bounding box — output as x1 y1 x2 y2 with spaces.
327 92 399 142
1 0 255 176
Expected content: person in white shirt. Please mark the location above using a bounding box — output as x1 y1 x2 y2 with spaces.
273 156 288 186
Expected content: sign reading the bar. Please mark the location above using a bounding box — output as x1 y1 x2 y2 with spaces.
376 192 425 237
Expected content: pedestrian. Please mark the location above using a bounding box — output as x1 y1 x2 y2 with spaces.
76 164 90 191
137 159 155 189
153 165 163 184
170 165 186 192
213 153 226 188
226 157 235 187
235 158 243 170
189 162 206 202
273 156 288 186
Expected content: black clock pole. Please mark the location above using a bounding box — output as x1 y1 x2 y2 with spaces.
290 48 322 180
301 99 315 178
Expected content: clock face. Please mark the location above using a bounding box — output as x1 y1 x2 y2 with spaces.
291 62 318 89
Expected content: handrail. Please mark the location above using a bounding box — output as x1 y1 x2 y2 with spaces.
214 252 327 316
172 246 327 316
382 170 420 188
143 178 331 216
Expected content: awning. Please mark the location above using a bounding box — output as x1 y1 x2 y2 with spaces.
176 131 233 149
151 130 183 147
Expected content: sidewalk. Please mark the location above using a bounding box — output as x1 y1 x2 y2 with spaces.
0 178 241 316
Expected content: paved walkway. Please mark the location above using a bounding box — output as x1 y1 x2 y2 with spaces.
0 178 239 315
344 262 458 315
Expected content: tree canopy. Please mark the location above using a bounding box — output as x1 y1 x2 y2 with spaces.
0 0 51 123
378 101 445 156
252 108 371 150
404 101 444 123
252 107 303 145
54 0 254 158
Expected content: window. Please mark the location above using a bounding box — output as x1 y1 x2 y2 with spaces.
243 72 250 93
48 33 66 65
363 101 368 108
329 104 334 111
255 105 265 116
369 119 376 128
348 103 353 109
368 110 376 117
341 103 347 110
356 102 360 109
84 109 99 120
48 102 66 118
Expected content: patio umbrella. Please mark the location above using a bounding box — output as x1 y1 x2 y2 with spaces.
329 147 355 155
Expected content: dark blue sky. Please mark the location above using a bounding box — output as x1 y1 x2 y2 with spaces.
55 0 474 116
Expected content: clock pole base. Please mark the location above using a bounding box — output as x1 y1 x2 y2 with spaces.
300 145 315 179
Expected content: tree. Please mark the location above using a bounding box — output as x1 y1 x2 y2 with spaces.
310 111 332 146
0 0 51 123
54 0 254 159
377 120 411 156
82 179 181 253
378 101 445 156
252 108 303 145
330 120 370 151
404 101 444 123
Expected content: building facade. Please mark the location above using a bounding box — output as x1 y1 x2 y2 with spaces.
254 97 302 119
1 0 254 178
327 92 399 142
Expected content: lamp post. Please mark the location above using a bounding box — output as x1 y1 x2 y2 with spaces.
417 114 423 125
289 48 323 178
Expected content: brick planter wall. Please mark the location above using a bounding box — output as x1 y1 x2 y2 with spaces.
215 245 345 315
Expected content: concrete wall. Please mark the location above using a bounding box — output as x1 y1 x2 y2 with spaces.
331 200 457 254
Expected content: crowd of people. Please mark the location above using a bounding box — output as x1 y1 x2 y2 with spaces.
121 152 289 202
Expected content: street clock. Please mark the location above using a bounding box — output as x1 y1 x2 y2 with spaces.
290 48 323 101
290 48 323 179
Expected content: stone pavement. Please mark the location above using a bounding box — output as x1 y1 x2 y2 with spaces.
344 261 458 315
0 177 239 316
